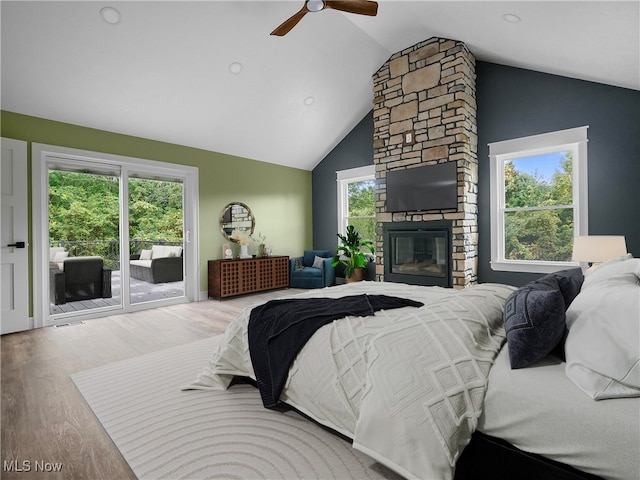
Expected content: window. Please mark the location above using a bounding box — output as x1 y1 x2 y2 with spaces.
336 165 376 244
489 127 588 273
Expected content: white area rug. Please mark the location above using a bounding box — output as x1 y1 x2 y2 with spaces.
72 336 400 480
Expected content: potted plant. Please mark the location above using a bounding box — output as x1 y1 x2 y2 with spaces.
332 225 375 283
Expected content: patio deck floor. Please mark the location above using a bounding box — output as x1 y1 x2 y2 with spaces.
50 270 184 315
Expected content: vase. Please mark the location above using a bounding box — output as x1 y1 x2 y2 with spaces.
240 244 250 259
346 267 365 283
258 244 265 258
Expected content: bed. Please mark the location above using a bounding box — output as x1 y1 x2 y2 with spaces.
189 255 640 480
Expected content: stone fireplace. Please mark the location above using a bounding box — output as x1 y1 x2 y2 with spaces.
373 37 478 288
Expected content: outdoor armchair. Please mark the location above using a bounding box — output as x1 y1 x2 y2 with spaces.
50 256 112 305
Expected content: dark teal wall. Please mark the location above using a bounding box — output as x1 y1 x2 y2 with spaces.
311 112 374 251
312 62 640 287
476 62 640 286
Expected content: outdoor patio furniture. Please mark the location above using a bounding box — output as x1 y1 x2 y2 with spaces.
50 256 112 305
130 245 183 284
49 247 68 269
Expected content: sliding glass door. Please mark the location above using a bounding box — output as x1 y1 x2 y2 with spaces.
128 175 185 305
48 163 123 316
32 144 199 328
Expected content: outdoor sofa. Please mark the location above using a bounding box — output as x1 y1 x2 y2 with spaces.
130 245 183 284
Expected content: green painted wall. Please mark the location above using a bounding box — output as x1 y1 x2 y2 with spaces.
1 111 313 315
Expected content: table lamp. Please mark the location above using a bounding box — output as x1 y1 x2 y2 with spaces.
572 235 627 274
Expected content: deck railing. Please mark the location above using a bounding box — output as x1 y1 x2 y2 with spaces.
50 239 182 270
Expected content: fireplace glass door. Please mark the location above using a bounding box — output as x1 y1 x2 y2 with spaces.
384 223 452 287
391 232 447 277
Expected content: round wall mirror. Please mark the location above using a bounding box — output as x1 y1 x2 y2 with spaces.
219 202 255 242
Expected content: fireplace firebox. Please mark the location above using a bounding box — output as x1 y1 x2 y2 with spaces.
383 221 452 287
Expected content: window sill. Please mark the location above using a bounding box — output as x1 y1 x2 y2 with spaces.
490 259 579 274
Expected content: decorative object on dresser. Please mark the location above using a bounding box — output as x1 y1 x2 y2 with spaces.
254 231 267 258
208 256 289 299
230 229 252 258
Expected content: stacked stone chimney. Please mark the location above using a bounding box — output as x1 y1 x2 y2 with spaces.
373 37 478 288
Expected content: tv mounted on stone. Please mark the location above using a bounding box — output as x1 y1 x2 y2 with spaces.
386 162 457 212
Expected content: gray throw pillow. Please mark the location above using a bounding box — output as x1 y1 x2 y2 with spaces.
312 255 324 269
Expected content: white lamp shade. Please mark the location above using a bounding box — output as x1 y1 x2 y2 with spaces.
572 236 627 263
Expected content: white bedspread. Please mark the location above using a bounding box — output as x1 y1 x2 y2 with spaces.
190 281 515 480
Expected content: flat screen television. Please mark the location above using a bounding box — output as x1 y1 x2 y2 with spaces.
386 162 458 212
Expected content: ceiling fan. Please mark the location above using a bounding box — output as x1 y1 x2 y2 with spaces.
271 0 378 36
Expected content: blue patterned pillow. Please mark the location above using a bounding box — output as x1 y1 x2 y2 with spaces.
504 268 583 369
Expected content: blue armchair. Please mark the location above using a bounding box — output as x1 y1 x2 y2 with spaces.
289 250 335 289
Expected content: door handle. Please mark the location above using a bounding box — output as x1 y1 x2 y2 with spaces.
7 242 26 248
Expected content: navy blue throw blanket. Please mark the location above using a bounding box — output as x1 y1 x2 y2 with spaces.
248 294 423 408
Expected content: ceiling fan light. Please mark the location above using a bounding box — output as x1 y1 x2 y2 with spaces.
306 0 325 13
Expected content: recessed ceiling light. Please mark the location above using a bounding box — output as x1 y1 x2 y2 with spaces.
502 13 521 23
229 62 243 74
100 7 121 25
304 96 315 105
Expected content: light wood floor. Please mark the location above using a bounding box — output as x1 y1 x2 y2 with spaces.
1 289 305 480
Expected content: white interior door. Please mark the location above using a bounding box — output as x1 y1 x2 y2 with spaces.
1 138 30 334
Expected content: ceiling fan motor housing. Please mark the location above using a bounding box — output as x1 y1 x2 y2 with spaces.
271 0 378 36
307 0 325 12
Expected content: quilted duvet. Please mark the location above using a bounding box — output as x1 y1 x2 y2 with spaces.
190 281 515 479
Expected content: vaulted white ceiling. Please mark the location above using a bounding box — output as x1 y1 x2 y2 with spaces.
2 1 638 171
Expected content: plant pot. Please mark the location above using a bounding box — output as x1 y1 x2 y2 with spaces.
346 267 365 283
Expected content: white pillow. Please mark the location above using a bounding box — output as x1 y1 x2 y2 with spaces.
52 251 69 263
166 246 182 258
139 249 152 260
49 247 66 262
564 256 640 399
312 255 325 269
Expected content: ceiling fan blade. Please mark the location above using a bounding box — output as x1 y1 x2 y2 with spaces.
270 7 308 36
325 0 378 16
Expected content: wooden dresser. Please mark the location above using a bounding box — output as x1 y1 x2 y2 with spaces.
208 256 290 299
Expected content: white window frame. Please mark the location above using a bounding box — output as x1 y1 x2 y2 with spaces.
336 165 375 236
489 126 588 273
